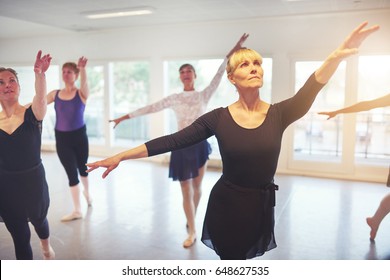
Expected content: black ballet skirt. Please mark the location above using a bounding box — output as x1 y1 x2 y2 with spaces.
202 176 278 259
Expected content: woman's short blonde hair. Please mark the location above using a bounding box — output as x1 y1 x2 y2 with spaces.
226 48 262 75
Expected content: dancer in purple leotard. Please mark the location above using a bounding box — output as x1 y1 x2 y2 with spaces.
47 57 92 222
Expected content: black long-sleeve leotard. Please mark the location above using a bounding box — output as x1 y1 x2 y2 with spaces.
145 73 325 259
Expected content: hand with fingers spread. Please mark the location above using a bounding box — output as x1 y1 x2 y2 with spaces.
78 56 88 69
86 156 121 179
335 21 380 59
86 144 147 178
315 21 380 84
34 50 52 74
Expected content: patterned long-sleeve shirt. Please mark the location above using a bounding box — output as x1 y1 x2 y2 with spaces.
129 58 228 130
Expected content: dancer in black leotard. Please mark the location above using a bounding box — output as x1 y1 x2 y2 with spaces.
86 22 379 259
0 51 55 260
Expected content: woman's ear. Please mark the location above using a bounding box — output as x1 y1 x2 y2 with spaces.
227 73 235 85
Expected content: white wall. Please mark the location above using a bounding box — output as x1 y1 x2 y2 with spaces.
1 10 389 182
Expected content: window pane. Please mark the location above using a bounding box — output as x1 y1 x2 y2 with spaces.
293 61 346 160
164 58 272 158
84 65 105 145
356 55 390 162
111 61 150 147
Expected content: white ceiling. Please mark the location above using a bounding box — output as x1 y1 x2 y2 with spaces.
0 0 389 39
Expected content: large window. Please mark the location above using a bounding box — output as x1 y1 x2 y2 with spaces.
111 61 151 147
164 58 272 157
293 61 346 161
356 55 390 162
290 55 389 178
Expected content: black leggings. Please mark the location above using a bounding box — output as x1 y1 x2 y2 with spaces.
0 163 50 259
2 216 49 260
55 125 89 186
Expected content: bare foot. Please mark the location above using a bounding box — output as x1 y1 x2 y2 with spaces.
366 217 378 240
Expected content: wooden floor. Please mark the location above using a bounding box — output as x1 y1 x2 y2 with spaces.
1 152 389 260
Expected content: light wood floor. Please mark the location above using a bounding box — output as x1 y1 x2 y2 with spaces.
1 152 389 260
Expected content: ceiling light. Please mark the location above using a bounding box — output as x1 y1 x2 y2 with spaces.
83 7 154 19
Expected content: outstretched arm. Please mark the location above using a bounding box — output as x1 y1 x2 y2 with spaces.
315 21 379 84
279 22 379 127
319 93 390 119
32 50 52 121
90 109 217 178
78 56 89 102
87 144 148 178
109 95 176 128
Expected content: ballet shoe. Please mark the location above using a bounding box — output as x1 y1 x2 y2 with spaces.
61 211 82 222
83 190 92 207
183 234 196 248
41 245 55 260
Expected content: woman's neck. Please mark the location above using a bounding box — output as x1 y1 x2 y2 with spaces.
183 85 195 91
64 83 77 92
236 90 262 111
1 101 22 118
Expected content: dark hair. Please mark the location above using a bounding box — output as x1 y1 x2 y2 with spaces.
179 63 196 75
0 67 19 83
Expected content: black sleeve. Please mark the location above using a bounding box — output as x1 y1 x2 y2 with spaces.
277 72 326 130
145 108 221 157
